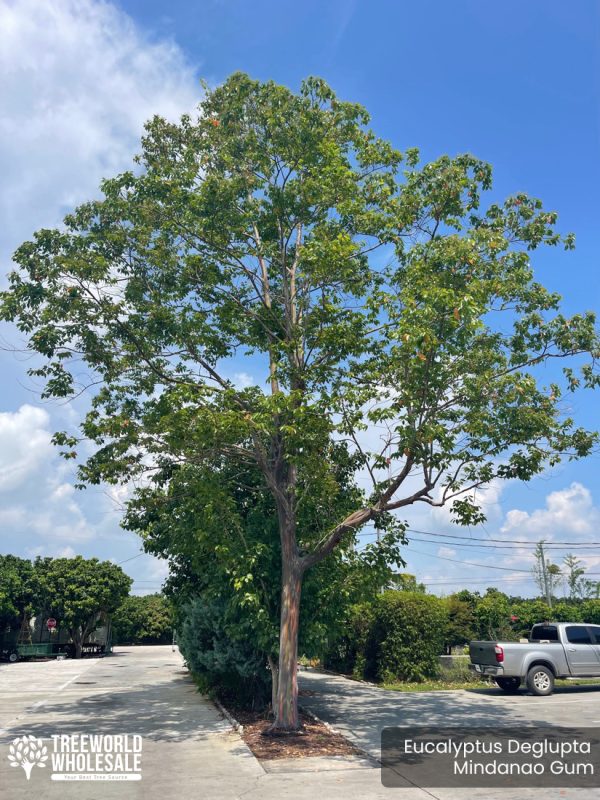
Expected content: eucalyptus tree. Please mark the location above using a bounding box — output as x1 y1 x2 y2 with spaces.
2 73 598 729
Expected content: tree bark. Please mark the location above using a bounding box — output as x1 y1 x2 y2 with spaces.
273 558 302 730
267 654 279 713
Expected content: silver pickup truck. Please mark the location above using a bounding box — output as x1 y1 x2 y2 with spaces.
470 622 600 696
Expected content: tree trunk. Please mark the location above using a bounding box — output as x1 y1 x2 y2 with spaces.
267 654 279 713
272 559 302 730
72 626 84 659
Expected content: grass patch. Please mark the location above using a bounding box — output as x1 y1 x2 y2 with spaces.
382 679 490 692
556 678 600 687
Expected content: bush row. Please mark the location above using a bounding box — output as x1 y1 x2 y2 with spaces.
325 590 600 683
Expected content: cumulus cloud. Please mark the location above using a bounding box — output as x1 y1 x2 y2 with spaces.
0 405 54 491
0 0 199 261
437 546 457 559
501 482 600 538
0 1 199 567
0 403 94 546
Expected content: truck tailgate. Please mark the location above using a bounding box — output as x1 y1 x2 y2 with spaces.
470 641 501 666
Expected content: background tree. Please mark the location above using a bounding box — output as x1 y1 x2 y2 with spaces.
532 543 562 601
111 594 173 645
563 553 586 599
2 74 599 728
443 594 476 652
36 557 131 657
581 580 600 599
475 589 514 641
389 573 426 592
0 555 36 632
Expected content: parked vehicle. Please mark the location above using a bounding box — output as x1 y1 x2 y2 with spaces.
469 622 600 696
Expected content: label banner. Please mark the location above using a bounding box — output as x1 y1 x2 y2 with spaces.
381 726 600 788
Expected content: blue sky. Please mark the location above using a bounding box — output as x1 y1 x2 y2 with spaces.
0 0 599 596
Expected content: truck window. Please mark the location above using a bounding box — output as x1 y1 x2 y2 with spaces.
589 626 600 644
530 625 558 641
565 626 593 645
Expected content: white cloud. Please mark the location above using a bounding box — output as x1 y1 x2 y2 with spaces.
0 1 200 570
0 0 199 260
0 405 51 491
501 482 600 538
437 546 457 559
233 371 255 389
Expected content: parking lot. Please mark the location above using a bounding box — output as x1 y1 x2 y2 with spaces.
299 669 600 752
2 650 600 799
299 669 600 799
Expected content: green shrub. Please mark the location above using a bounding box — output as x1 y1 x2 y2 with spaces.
323 602 374 676
177 594 271 708
369 591 448 682
580 599 600 624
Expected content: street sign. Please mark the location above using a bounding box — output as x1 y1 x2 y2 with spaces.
46 618 57 630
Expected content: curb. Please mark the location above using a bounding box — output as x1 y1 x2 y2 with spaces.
213 698 244 735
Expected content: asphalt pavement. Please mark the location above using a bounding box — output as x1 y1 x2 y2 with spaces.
2 649 599 800
298 667 600 800
0 646 416 800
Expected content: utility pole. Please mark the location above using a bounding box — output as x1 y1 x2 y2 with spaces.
539 540 553 610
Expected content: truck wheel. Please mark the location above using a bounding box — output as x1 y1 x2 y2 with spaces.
8 652 18 663
526 665 554 696
495 677 521 693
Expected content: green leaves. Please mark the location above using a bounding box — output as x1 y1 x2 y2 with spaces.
35 556 132 632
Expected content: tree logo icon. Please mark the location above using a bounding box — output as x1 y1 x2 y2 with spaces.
8 735 48 780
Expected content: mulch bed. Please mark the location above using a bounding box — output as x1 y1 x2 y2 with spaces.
233 707 362 760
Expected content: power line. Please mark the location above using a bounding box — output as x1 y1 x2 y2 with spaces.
405 546 533 572
358 528 600 550
117 553 145 565
406 528 600 548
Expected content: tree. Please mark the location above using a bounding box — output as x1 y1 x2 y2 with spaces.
581 580 600 599
0 555 36 631
36 557 131 657
475 589 514 641
2 73 599 729
563 553 586 599
390 573 426 592
532 542 562 601
111 594 173 645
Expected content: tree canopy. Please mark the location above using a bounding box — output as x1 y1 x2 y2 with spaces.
2 72 599 726
111 593 173 645
36 556 131 657
0 555 36 631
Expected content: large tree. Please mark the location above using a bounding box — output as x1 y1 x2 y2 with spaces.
111 593 173 645
2 74 599 728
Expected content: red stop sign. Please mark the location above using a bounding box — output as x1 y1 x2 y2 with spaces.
46 618 57 630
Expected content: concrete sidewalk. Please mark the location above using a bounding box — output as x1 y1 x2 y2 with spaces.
0 647 423 799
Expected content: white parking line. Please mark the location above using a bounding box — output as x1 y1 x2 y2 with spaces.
0 658 102 732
